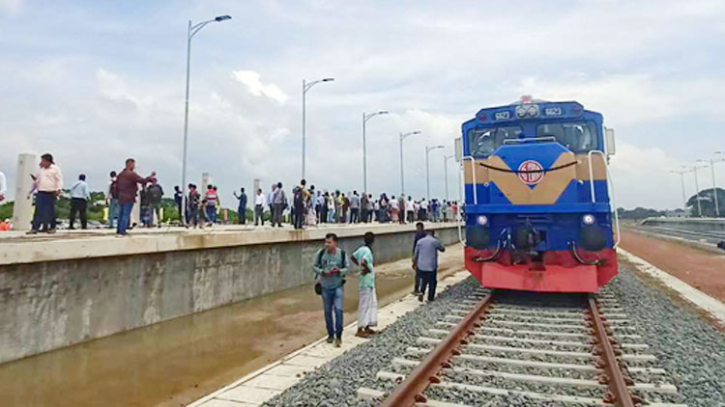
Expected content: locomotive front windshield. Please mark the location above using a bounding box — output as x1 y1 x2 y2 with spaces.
468 126 522 156
536 121 599 153
467 120 600 157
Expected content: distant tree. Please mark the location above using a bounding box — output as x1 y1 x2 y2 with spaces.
686 188 725 217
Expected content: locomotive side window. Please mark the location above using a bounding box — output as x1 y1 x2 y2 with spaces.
536 121 599 153
468 126 522 156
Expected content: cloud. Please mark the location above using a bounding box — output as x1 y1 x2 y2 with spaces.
0 0 23 14
232 70 288 104
609 142 688 210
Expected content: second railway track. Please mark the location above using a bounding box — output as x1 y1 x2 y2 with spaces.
359 289 687 407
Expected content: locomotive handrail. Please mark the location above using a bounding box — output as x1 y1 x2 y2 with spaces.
503 136 556 144
457 161 465 244
462 155 478 205
587 150 621 248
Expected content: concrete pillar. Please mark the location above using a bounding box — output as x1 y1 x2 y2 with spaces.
201 173 212 193
253 178 261 194
12 154 36 231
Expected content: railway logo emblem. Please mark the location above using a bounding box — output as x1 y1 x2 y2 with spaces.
517 160 544 185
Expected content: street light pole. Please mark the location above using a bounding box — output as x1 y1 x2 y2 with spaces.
301 77 334 180
362 110 388 193
425 145 444 201
671 169 688 211
399 131 421 195
692 164 705 217
699 152 725 217
181 15 231 224
444 155 454 202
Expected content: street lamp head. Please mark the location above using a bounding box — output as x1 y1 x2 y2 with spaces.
412 131 421 135
322 78 335 82
378 110 389 115
214 15 232 22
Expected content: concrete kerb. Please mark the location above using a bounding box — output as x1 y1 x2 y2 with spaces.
618 248 725 326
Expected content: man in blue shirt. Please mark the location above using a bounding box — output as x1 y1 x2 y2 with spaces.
233 187 248 225
69 174 90 230
314 233 348 347
413 230 446 302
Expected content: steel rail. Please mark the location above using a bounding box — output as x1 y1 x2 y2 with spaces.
379 293 494 407
587 296 636 407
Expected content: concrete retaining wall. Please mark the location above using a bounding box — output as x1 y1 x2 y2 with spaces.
640 217 725 234
0 225 460 364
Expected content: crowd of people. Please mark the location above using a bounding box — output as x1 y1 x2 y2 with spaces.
1 154 462 235
241 179 462 230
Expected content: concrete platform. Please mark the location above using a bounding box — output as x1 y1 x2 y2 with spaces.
0 222 462 364
0 221 462 265
188 270 471 407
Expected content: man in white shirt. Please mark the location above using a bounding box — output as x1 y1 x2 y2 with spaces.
419 198 429 221
406 196 415 223
69 174 91 229
28 153 63 234
0 170 7 203
254 188 266 226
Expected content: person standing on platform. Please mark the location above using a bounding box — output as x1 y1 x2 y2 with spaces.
398 194 406 224
293 179 308 230
187 184 202 228
352 232 377 337
203 185 218 225
174 186 183 223
116 158 155 236
272 182 286 227
413 230 445 302
107 172 119 229
234 187 248 225
0 169 6 203
254 188 265 226
314 233 348 347
406 196 415 223
27 153 63 235
316 191 324 224
360 192 368 224
68 174 90 229
267 184 276 218
147 178 164 227
327 192 335 223
342 193 350 223
350 191 360 224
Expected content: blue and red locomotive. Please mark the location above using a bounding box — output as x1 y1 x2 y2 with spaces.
461 97 619 293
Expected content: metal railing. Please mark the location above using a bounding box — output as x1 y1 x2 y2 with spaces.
587 150 621 248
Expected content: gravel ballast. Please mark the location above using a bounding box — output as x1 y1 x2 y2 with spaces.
262 263 725 407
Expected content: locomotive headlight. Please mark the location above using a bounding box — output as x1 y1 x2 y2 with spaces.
582 214 596 225
477 215 488 226
515 106 527 118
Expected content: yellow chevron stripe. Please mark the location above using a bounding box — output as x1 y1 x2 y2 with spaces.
462 152 606 205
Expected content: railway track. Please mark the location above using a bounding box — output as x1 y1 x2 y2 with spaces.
358 289 687 407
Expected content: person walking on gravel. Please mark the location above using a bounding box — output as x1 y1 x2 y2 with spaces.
352 232 377 337
413 230 445 302
412 222 426 295
314 233 348 347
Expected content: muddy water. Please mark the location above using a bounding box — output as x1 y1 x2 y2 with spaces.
1 245 464 407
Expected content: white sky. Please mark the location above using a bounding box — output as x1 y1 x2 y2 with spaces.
1 0 724 209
